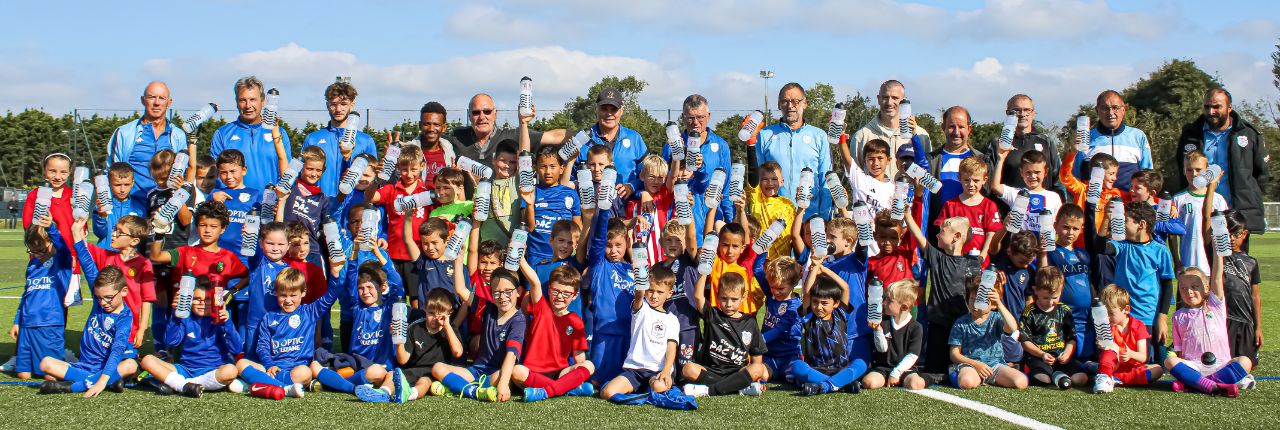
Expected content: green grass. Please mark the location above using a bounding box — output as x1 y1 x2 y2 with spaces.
0 230 1277 429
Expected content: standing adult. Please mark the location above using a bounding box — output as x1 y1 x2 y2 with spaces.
209 76 291 191
301 80 378 196
1172 88 1269 235
927 106 993 229
573 87 648 201
990 94 1065 198
661 94 734 235
848 80 931 178
1075 90 1151 190
755 82 831 219
406 102 457 190
448 93 566 166
107 81 192 200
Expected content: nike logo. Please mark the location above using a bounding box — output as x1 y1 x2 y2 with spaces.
251 385 266 393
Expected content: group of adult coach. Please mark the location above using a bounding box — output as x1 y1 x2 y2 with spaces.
104 77 1268 236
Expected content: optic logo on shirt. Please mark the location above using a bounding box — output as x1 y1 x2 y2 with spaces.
740 330 753 346
288 314 301 329
230 135 241 141
622 138 631 148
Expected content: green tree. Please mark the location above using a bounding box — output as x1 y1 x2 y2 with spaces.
541 76 665 154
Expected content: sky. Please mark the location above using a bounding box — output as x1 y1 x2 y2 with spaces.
1 0 1277 129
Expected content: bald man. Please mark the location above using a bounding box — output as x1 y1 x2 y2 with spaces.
848 80 932 178
106 81 193 199
448 93 566 166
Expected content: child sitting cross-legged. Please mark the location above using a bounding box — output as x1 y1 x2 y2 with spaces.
948 271 1028 390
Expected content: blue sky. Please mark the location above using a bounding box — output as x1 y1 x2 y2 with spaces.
2 0 1277 128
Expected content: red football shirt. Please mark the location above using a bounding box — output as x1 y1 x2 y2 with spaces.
934 197 1002 266
421 146 448 190
24 185 82 274
868 247 913 290
82 243 156 340
287 259 328 304
173 246 248 288
521 295 587 374
376 180 429 261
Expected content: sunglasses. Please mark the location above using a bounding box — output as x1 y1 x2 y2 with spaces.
470 109 495 116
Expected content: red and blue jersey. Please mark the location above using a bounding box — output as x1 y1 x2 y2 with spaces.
474 305 527 370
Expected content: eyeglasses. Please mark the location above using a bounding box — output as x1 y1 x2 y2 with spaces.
97 293 121 303
470 109 495 116
548 290 575 298
1006 108 1034 116
780 98 806 106
112 230 135 238
493 289 518 298
683 114 709 123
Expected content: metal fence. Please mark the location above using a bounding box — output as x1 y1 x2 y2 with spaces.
1265 202 1280 232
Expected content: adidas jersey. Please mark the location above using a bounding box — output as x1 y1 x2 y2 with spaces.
253 272 342 368
301 126 378 196
164 315 242 371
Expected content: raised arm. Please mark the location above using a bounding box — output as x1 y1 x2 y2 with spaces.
692 273 708 313
453 256 472 308
402 214 421 261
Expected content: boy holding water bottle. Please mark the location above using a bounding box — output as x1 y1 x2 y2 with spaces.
1018 267 1088 389
356 289 462 403
992 149 1062 235
312 259 404 398
1061 149 1125 246
404 217 466 321
1092 285 1164 393
427 168 473 222
514 263 597 402
947 271 1027 390
1172 151 1228 273
149 201 249 335
92 162 148 253
280 146 333 265
523 144 582 265
578 191 635 386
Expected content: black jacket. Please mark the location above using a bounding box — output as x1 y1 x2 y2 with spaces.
987 129 1067 200
1171 111 1269 233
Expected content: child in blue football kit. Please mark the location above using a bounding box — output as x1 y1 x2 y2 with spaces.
404 217 466 320
312 257 404 396
1091 200 1175 363
791 264 870 396
38 248 138 396
92 162 148 252
1043 204 1097 359
139 276 243 398
10 218 74 379
578 199 635 386
523 144 582 265
430 265 526 402
279 146 333 266
235 221 292 360
760 257 804 383
236 265 344 400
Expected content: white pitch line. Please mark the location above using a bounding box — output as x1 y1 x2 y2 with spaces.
908 388 1063 430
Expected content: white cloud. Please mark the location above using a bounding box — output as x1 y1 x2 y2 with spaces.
444 5 559 44
1216 19 1280 43
949 0 1178 41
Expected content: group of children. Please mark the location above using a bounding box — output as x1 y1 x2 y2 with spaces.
3 104 1262 405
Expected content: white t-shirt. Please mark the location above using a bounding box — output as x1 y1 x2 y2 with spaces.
623 302 680 372
997 186 1063 234
845 162 894 214
1172 190 1228 273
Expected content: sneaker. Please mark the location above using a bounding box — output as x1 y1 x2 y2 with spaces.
307 379 322 393
565 381 595 397
285 383 305 398
1237 375 1256 390
355 385 392 403
0 356 16 373
1214 383 1240 398
1092 374 1114 394
523 387 549 403
157 384 177 396
107 378 126 393
429 381 451 397
181 382 204 399
844 381 863 394
1052 371 1072 390
738 382 766 396
475 386 499 402
801 382 826 396
227 379 247 394
392 368 411 404
38 380 74 395
682 384 710 398
248 383 285 400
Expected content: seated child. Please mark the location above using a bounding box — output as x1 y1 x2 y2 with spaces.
864 279 939 390
140 276 241 398
760 257 803 383
430 266 525 402
515 264 596 402
599 266 680 402
790 264 868 395
1019 267 1088 389
235 266 343 400
948 271 1027 390
681 273 768 397
38 263 138 397
355 288 463 403
1092 285 1164 393
11 220 74 379
1162 260 1254 397
311 259 404 397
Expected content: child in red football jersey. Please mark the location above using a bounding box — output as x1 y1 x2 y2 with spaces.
513 263 596 402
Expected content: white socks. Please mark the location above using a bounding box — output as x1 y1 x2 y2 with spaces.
164 373 189 391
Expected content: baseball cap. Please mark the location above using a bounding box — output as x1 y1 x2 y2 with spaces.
896 144 916 160
596 87 623 108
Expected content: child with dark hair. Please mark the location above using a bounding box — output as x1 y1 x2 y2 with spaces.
948 272 1026 390
791 264 868 395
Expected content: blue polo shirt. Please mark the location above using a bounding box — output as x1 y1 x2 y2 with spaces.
662 128 735 223
210 120 293 191
755 122 832 219
302 124 378 196
1202 123 1231 204
573 125 647 189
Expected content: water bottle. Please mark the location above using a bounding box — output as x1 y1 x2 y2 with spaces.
358 205 379 251
1086 166 1105 205
905 163 941 194
456 155 493 180
809 217 828 262
728 163 746 201
518 151 535 193
93 171 112 214
473 180 491 222
1108 200 1126 241
182 103 219 134
322 216 346 265
260 187 278 223
975 269 997 311
277 158 304 193
1210 210 1232 256
154 185 191 229
1192 165 1223 190
394 190 435 214
169 151 190 186
795 168 814 209
391 302 409 345
684 131 702 174
738 110 764 142
697 232 718 275
891 178 910 220
825 171 849 211
504 227 528 271
898 100 913 140
1007 190 1031 233
1039 209 1057 252
673 180 693 226
262 88 280 128
852 200 874 246
1157 192 1173 223
378 143 402 182
241 209 261 256
665 122 685 162
753 219 786 254
827 103 846 145
867 277 884 325
72 182 93 220
996 115 1016 151
560 129 590 162
175 273 195 319
598 167 617 210
339 111 362 153
442 218 471 261
1091 299 1114 349
213 284 226 322
576 169 596 210
704 168 726 208
518 76 534 117
74 165 89 186
631 242 650 292
1074 115 1090 152
338 154 371 196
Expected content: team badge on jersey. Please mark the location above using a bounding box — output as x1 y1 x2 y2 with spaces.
565 326 574 336
1237 136 1248 148
373 312 382 323
128 268 136 277
263 134 273 142
216 262 225 273
740 331 753 346
710 142 719 153
103 316 114 331
239 193 251 203
288 314 301 329
802 135 813 144
649 321 667 339
622 138 631 148
564 196 574 208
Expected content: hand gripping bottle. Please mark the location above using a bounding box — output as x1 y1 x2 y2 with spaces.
394 190 435 214
457 155 493 180
72 182 93 220
825 171 849 212
728 163 746 201
1108 200 1126 241
262 88 280 128
559 129 590 162
975 269 997 311
1007 190 1031 233
576 169 596 210
1210 210 1232 256
738 110 765 142
443 218 472 261
33 186 52 220
339 111 362 153
182 103 219 134
378 143 402 182
999 114 1018 151
704 168 726 209
169 151 190 186
1192 165 1223 190
666 122 685 162
906 163 941 194
473 180 492 222
598 167 617 210
1075 115 1090 152
684 131 702 174
852 200 874 246
891 178 910 220
323 216 346 266
359 205 380 251
93 170 112 214
338 154 371 196
518 76 534 117
276 158 304 194
259 187 278 224
1086 166 1105 205
1039 209 1057 253
518 151 536 193
809 217 828 262
898 100 914 140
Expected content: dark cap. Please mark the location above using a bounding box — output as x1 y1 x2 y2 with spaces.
596 87 623 108
895 144 916 160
